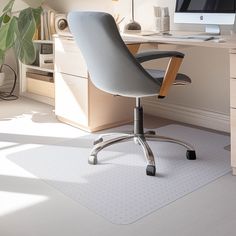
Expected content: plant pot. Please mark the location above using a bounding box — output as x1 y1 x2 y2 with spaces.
0 72 5 87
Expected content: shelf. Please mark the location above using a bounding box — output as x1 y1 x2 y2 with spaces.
33 40 53 44
20 40 55 106
24 64 54 73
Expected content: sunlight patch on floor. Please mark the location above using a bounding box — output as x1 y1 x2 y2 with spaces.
0 145 42 178
0 112 87 138
0 191 49 217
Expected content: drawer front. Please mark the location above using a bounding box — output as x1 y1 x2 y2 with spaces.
27 78 55 98
231 108 236 167
230 53 236 78
230 78 236 108
54 37 88 77
55 72 89 126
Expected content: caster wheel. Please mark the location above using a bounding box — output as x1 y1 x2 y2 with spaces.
186 150 196 160
134 137 140 145
146 165 156 176
93 138 103 145
146 130 156 135
88 155 97 165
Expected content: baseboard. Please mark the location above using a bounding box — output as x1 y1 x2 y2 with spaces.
233 167 236 176
143 100 230 132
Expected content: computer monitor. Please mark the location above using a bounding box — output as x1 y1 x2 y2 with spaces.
174 0 236 35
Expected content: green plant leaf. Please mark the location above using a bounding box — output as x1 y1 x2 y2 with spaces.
0 15 3 28
15 38 36 65
32 7 42 26
15 10 36 64
18 7 42 34
0 1 43 65
18 8 36 37
0 16 17 51
1 0 14 28
14 7 42 64
14 20 36 65
0 49 5 66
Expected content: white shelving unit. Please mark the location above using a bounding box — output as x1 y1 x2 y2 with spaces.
19 40 55 105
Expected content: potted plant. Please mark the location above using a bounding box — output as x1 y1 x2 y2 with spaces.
0 0 44 78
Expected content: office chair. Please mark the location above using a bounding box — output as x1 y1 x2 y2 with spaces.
68 11 196 176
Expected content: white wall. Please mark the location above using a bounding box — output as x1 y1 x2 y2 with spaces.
46 0 234 32
46 0 113 13
45 0 160 31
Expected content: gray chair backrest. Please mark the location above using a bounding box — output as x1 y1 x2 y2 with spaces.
68 11 161 97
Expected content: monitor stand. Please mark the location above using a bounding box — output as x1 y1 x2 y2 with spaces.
205 25 220 35
232 16 236 34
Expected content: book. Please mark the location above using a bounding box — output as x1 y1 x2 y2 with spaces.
40 6 57 40
26 71 54 82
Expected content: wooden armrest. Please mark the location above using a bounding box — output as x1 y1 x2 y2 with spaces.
126 45 184 97
127 44 141 54
158 56 184 98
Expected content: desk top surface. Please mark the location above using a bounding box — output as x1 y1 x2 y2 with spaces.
122 31 236 49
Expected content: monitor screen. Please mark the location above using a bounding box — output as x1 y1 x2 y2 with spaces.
175 0 235 13
174 0 236 34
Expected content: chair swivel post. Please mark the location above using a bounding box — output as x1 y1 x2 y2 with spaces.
134 98 144 136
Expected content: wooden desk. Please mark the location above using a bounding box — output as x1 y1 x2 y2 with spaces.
122 32 236 175
122 32 236 49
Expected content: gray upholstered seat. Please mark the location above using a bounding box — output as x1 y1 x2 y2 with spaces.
68 11 196 176
146 69 191 85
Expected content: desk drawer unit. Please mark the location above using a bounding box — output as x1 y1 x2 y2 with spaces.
230 53 236 78
230 51 236 174
54 37 88 77
54 35 134 132
55 72 89 127
231 109 236 171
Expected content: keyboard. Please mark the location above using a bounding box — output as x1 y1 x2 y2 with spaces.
165 34 219 41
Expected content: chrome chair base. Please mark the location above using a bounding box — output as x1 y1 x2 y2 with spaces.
89 98 196 176
89 130 196 176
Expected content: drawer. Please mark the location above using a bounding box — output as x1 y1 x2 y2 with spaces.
230 53 236 78
231 108 236 167
230 78 236 108
27 77 55 98
54 37 88 77
55 72 89 126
